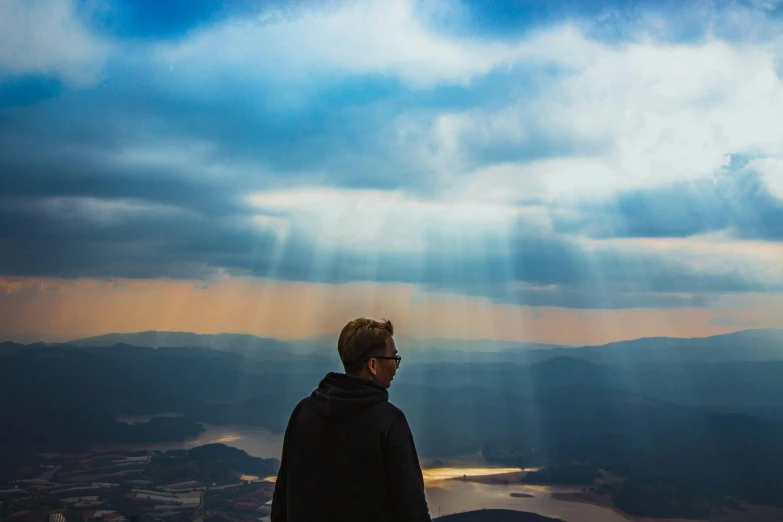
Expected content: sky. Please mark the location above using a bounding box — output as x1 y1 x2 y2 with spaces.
1 0 782 345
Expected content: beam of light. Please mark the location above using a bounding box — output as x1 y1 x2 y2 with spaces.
494 223 548 466
225 213 297 429
422 467 523 485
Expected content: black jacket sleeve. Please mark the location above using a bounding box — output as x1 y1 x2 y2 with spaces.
271 405 298 522
383 410 432 522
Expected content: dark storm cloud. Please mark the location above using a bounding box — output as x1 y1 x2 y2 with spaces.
420 230 770 308
0 184 768 309
0 79 775 307
0 198 269 279
554 166 783 241
0 69 438 198
0 0 780 312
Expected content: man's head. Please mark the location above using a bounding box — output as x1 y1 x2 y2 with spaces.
338 318 400 389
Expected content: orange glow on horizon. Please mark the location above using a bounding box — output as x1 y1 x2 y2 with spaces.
0 275 780 345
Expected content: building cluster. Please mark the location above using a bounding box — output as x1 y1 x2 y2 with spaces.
0 451 275 522
203 483 275 516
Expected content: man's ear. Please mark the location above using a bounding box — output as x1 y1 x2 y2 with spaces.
368 358 378 376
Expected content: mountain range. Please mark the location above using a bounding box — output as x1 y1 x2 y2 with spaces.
64 327 783 364
66 331 335 361
3 327 783 511
437 511 563 522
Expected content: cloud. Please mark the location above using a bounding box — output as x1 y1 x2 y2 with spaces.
552 164 783 240
0 0 110 87
153 0 584 89
457 0 783 42
0 0 782 319
152 0 783 94
410 31 783 205
0 181 775 310
752 157 783 199
2 275 782 344
248 187 524 252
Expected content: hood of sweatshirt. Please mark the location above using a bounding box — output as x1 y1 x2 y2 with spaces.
311 372 389 419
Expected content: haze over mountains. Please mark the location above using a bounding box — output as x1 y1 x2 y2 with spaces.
438 511 564 522
4 328 783 438
67 327 783 364
66 331 335 361
3 327 783 515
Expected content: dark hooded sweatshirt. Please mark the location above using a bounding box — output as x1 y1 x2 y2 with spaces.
271 372 431 522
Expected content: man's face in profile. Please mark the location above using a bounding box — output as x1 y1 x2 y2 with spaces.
371 337 399 389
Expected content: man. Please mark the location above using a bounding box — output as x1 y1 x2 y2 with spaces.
271 318 431 522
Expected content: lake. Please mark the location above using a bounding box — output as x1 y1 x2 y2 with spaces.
101 420 284 457
104 422 635 522
425 480 633 522
258 480 634 522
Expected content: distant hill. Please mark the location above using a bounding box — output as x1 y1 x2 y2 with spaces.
395 356 623 392
305 333 566 351
525 355 614 383
160 443 279 478
63 328 783 366
567 328 783 365
4 339 783 506
0 341 41 355
405 328 783 365
67 330 335 361
436 510 564 521
303 328 783 365
13 329 783 423
67 331 564 364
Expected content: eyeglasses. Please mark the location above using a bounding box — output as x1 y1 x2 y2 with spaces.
370 355 402 369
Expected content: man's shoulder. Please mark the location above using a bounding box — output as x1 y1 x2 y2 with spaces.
287 395 314 419
291 393 398 412
380 401 411 426
384 401 405 417
291 392 407 426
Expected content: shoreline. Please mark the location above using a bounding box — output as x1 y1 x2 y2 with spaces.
551 492 709 522
442 474 710 522
552 491 783 522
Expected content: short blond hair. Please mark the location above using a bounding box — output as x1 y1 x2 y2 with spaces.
338 318 394 373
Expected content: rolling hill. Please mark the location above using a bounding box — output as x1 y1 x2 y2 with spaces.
436 510 564 522
66 328 783 366
4 335 783 506
67 330 335 361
